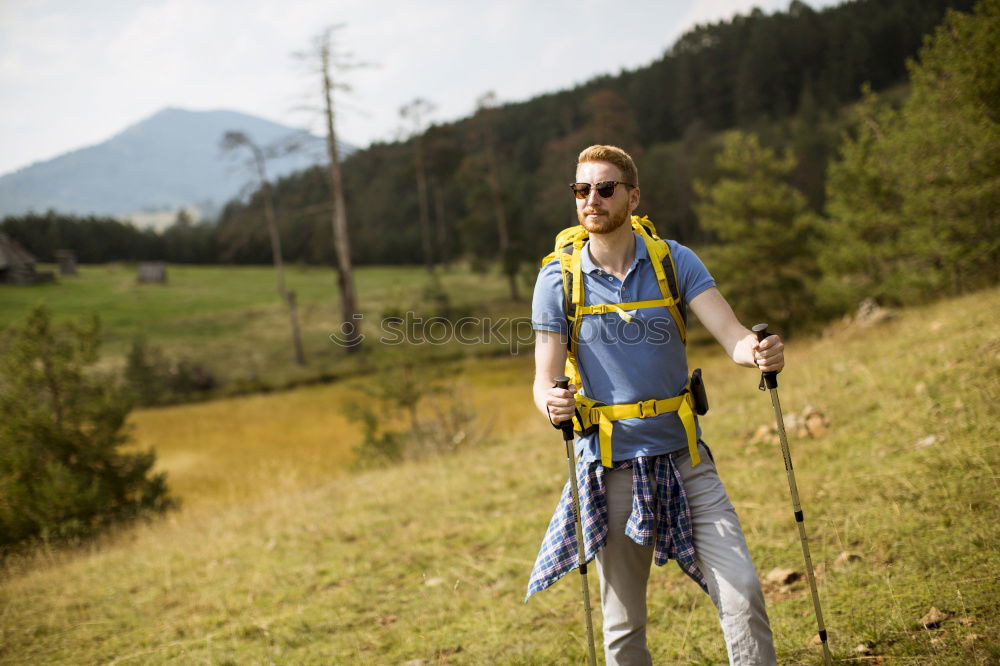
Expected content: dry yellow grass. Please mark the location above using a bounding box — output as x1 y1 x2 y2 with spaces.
1 289 997 664
128 354 539 513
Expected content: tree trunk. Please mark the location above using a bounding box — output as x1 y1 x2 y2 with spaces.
285 290 306 366
484 132 518 301
255 146 306 366
414 136 434 272
431 175 448 264
321 36 362 353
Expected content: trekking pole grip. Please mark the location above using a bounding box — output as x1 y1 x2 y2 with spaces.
752 323 779 390
552 376 575 440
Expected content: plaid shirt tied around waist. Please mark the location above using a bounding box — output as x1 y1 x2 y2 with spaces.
526 453 708 601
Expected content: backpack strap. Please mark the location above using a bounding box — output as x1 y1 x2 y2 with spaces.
542 217 698 467
552 242 584 390
634 222 687 344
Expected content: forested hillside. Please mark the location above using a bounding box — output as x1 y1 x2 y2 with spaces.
214 0 972 267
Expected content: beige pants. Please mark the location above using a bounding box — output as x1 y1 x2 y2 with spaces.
595 444 777 665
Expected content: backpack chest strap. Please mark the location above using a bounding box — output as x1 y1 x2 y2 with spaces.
576 298 676 323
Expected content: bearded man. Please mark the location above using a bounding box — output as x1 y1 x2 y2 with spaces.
527 144 783 665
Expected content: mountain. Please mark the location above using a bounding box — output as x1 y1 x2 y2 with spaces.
0 108 342 221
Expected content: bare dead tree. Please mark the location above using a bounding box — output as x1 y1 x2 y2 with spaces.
221 131 306 366
297 24 364 352
475 91 518 301
400 98 437 272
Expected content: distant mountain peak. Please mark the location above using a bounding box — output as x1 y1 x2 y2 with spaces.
0 108 335 220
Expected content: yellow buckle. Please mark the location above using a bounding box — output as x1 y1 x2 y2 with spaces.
638 399 657 418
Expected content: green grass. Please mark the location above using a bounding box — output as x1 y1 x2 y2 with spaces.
0 288 997 664
0 262 524 391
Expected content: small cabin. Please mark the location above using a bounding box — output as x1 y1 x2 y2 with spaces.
0 233 55 285
55 250 78 276
137 262 168 284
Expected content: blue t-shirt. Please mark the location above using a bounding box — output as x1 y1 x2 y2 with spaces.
532 232 715 463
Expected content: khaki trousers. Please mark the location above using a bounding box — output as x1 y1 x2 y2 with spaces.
594 444 777 665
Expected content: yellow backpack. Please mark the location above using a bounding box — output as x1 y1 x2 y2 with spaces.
540 215 699 468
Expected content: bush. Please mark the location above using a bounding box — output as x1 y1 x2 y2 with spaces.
0 307 175 549
348 350 491 468
124 337 216 406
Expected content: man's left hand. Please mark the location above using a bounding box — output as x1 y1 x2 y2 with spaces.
754 334 785 373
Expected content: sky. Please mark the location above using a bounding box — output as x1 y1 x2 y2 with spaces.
0 0 840 177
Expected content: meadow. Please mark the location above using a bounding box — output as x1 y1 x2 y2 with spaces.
0 274 997 664
0 263 523 392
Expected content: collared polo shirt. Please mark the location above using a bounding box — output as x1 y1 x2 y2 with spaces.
532 232 715 463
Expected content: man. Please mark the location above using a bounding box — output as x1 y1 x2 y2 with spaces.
528 145 783 665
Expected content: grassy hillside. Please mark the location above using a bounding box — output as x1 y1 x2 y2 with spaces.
1 288 997 664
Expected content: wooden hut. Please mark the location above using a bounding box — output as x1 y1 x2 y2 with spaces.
55 250 78 276
137 262 168 283
0 233 55 285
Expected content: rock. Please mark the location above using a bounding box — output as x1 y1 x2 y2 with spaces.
813 561 827 580
915 435 938 448
834 551 862 569
803 406 829 438
784 412 804 438
855 298 895 327
765 568 801 585
919 606 951 629
854 642 874 655
425 577 446 587
749 424 777 447
749 406 830 444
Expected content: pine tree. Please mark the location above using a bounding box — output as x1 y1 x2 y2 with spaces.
0 307 174 547
893 0 1000 292
821 0 999 308
694 131 821 332
818 88 918 309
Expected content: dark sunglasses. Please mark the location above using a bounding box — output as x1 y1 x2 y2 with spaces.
570 180 633 200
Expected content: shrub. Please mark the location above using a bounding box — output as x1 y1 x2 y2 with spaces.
124 337 216 406
0 306 175 548
348 350 491 468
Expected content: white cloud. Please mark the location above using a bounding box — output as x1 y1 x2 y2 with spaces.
0 0 839 176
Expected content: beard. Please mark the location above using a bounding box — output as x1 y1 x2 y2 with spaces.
578 203 630 234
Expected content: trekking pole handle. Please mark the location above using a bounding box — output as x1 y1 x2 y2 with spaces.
552 376 575 440
752 323 779 390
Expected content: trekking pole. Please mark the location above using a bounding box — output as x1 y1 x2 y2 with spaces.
752 324 833 666
553 376 598 666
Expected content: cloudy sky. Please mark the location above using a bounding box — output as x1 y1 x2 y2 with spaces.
0 0 839 177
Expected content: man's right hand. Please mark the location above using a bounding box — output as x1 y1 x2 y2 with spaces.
546 384 578 425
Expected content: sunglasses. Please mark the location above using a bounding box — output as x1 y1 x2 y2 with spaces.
570 180 634 200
